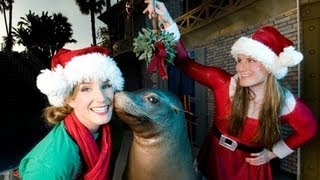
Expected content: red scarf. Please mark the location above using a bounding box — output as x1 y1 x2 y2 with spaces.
64 111 112 180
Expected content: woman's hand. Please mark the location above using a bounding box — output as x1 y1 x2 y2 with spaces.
143 0 174 28
245 148 277 166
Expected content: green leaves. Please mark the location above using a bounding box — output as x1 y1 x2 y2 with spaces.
13 10 77 67
133 28 176 65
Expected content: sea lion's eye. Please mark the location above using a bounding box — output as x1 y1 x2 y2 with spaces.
147 96 158 104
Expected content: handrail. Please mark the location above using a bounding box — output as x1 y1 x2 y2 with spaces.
174 0 259 35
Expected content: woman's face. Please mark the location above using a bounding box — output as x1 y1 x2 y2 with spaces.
68 80 114 133
236 54 269 90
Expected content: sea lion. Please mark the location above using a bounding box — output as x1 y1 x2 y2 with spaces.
114 88 196 180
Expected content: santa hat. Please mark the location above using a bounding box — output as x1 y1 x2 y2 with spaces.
231 26 303 79
36 46 124 107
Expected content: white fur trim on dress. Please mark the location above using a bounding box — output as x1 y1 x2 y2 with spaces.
36 53 124 107
272 139 294 159
229 74 237 98
164 22 181 42
229 75 296 116
231 37 303 79
280 90 296 116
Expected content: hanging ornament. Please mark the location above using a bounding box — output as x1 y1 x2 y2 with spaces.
132 0 176 80
125 0 134 19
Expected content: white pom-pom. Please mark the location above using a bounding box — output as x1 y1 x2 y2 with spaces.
278 46 303 67
36 65 71 106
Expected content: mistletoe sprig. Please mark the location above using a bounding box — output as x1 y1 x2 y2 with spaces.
133 28 176 63
133 28 176 79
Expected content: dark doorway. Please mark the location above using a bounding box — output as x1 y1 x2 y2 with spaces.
114 52 142 91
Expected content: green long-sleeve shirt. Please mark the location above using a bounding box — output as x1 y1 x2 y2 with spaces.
19 122 81 179
19 117 124 180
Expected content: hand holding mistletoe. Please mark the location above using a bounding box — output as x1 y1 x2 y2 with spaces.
132 0 176 79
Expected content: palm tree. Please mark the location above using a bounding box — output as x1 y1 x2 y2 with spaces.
106 0 111 9
51 13 77 56
0 0 9 35
74 0 105 46
13 11 77 67
0 0 14 52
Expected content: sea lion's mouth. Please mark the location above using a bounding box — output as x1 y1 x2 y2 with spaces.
138 114 152 123
116 109 152 125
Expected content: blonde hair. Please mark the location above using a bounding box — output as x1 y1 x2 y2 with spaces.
228 74 284 149
43 86 79 125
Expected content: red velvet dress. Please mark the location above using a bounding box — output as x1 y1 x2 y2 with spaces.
174 40 318 180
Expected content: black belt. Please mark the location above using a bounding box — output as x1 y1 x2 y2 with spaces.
212 124 264 153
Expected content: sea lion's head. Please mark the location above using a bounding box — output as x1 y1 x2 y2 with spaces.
114 88 186 138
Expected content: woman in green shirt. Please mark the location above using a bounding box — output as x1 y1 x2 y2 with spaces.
19 46 124 180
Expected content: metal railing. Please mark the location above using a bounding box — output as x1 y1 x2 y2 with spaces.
174 0 259 35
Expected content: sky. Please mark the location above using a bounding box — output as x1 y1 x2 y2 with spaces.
0 0 117 52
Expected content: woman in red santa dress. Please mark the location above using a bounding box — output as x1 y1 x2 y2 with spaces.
144 1 318 180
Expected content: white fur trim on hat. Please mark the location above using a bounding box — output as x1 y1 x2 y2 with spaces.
64 53 124 91
36 53 124 107
231 37 303 79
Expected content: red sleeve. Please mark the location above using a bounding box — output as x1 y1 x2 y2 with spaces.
281 99 318 149
174 40 231 89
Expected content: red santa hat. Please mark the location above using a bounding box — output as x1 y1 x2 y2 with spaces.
36 46 124 107
231 26 303 79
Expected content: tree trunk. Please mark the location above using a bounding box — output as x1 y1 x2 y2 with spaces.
90 9 96 46
1 1 9 35
7 1 13 52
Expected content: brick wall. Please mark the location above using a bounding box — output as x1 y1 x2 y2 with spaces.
190 9 300 174
301 0 320 5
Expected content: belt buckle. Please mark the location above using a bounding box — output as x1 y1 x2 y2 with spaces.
219 134 238 151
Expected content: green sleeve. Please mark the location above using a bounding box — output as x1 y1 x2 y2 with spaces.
20 158 67 180
19 123 80 179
